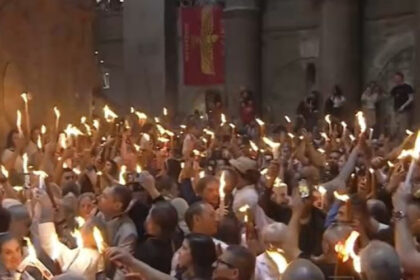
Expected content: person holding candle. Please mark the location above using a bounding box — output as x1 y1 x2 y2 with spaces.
194 176 220 210
324 85 346 121
171 201 226 277
34 188 105 280
2 130 25 185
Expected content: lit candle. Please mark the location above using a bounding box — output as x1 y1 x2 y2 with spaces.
404 131 420 191
266 249 288 274
17 110 23 137
119 165 127 185
325 114 332 135
219 171 226 212
22 153 29 187
335 231 361 274
255 118 265 136
103 105 118 123
53 106 61 132
18 237 54 279
356 111 367 136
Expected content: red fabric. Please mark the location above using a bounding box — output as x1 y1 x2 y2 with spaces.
181 6 225 85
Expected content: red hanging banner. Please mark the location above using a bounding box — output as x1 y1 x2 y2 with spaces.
181 6 225 85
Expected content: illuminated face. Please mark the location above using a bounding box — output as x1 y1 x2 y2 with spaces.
178 239 192 269
79 196 95 220
202 181 220 209
357 175 370 198
0 238 22 271
271 187 289 206
61 171 76 186
98 187 118 216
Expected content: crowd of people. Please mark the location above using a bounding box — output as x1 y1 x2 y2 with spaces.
0 75 418 280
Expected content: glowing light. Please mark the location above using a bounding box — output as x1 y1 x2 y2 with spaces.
93 227 106 254
356 111 367 134
75 217 86 228
288 133 295 139
325 114 332 125
17 110 23 136
284 115 291 123
21 93 29 104
239 204 250 223
71 229 83 249
93 119 100 130
81 116 87 124
41 125 47 135
0 165 9 179
37 136 42 150
387 161 395 168
266 249 288 274
262 137 280 149
413 131 420 160
136 164 142 173
53 106 61 121
134 111 146 121
406 129 414 136
317 148 326 154
219 171 226 200
23 153 29 174
249 141 259 152
163 107 168 116
103 105 118 122
320 132 329 141
334 191 350 202
119 165 127 185
221 114 226 126
72 168 81 175
255 118 265 126
317 185 327 196
335 231 361 273
58 133 67 149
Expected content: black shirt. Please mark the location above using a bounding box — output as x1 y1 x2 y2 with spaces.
135 237 175 274
391 83 414 112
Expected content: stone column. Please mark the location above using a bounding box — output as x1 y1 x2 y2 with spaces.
414 0 420 126
224 0 261 118
319 0 361 119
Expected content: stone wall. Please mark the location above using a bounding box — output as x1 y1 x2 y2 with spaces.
0 0 99 144
261 0 417 122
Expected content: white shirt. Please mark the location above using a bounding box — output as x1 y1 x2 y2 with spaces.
255 252 282 280
38 223 103 280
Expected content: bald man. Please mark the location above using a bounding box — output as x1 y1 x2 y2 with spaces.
255 223 289 280
360 241 401 280
282 259 325 280
312 224 353 279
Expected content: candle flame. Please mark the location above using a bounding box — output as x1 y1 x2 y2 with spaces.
156 124 165 135
317 148 326 154
239 204 250 223
33 170 48 178
21 93 29 104
41 125 47 135
135 111 148 120
93 119 100 130
219 171 226 199
72 168 81 175
387 161 395 168
154 117 160 123
81 116 87 124
287 133 295 139
163 107 168 116
180 124 186 130
249 141 259 152
398 149 413 160
266 249 288 274
134 144 140 152
13 186 24 192
64 124 84 137
285 115 291 123
317 185 327 196
75 216 86 228
356 111 367 133
103 105 118 122
199 170 205 179
93 227 106 253
23 153 29 174
413 131 420 160
58 133 67 149
24 237 37 260
71 229 83 249
136 164 142 173
221 114 226 125
261 168 268 175
255 118 265 126
334 191 350 202
406 129 414 136
369 168 375 174
325 114 332 124
273 178 286 188
17 110 23 136
341 121 347 129
320 132 329 141
349 134 356 142
203 129 215 138
229 123 236 129
53 106 61 120
1 165 8 178
119 165 127 185
143 133 150 142
335 231 361 273
37 135 42 150
262 137 280 149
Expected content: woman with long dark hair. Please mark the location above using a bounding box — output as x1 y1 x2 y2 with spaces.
177 233 216 280
1 130 25 184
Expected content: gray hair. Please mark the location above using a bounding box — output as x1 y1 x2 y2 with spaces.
360 240 401 280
